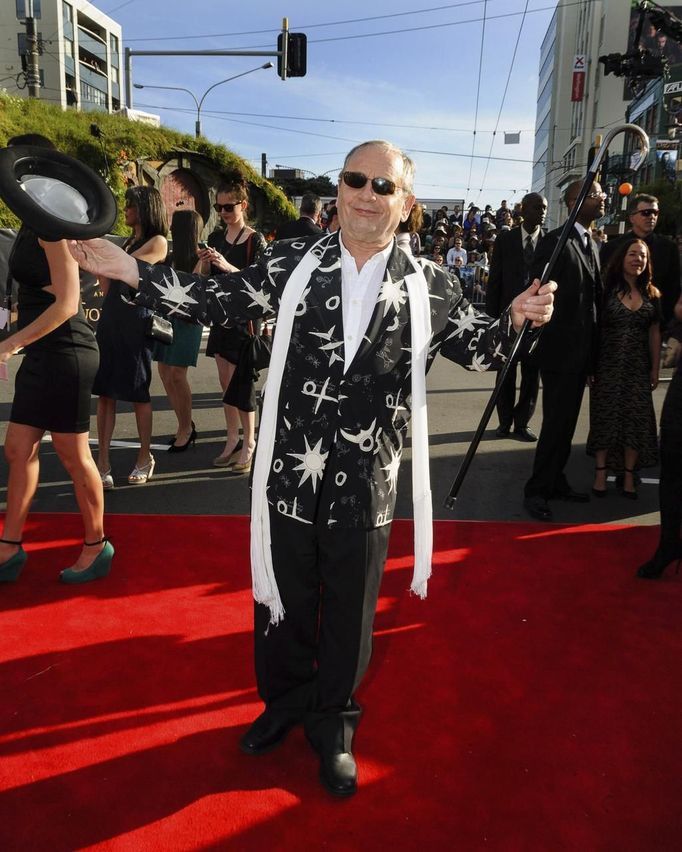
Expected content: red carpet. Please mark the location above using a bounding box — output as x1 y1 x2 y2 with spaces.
0 513 680 851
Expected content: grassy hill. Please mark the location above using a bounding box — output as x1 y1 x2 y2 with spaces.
0 91 296 233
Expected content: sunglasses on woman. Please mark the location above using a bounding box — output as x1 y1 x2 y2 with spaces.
213 202 240 213
341 171 403 196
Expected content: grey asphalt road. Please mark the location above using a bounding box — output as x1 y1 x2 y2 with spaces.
0 333 666 528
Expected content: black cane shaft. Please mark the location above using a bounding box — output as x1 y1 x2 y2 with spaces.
444 169 598 509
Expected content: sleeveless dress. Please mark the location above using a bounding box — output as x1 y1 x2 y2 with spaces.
204 230 266 363
587 289 662 470
92 237 155 403
9 227 99 433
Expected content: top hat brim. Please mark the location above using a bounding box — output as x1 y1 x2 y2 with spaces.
0 146 117 241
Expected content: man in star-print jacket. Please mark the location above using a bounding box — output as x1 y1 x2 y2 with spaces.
70 141 555 798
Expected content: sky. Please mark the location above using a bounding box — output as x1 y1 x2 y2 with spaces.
100 0 558 207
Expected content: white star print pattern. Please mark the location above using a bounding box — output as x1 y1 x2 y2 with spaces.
287 436 329 492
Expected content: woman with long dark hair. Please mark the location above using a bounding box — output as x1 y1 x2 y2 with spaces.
93 185 168 487
587 238 662 498
0 134 112 584
197 170 267 473
153 209 204 453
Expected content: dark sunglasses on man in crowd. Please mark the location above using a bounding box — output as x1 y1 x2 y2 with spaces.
634 208 659 217
213 202 240 213
341 171 403 196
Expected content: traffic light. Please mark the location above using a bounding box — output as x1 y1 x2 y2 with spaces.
277 32 307 79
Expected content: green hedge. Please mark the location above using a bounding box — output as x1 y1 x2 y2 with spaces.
0 91 296 233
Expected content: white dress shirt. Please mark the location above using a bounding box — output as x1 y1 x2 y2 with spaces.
339 234 394 372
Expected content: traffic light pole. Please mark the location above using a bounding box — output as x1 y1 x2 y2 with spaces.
125 18 304 108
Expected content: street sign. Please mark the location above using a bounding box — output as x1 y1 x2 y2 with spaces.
664 80 682 95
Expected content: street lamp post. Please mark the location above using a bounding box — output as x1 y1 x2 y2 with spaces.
134 61 273 138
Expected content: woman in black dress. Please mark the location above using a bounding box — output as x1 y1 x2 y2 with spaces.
93 186 167 487
637 291 682 578
587 238 662 498
0 134 112 584
197 171 266 473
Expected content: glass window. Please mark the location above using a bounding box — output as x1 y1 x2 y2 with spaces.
62 1 72 23
110 33 119 55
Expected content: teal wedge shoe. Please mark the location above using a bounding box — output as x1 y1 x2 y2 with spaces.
0 538 27 582
60 538 114 584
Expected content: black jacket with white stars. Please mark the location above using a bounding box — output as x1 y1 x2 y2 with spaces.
135 231 523 529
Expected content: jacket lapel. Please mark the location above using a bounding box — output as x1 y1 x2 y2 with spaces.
348 241 413 370
571 228 597 280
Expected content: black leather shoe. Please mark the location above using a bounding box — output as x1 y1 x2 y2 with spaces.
239 712 296 756
495 425 511 438
523 495 553 521
553 488 590 503
513 427 538 442
319 751 358 797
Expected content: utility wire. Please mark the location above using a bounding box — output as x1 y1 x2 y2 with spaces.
465 0 487 196
474 0 530 204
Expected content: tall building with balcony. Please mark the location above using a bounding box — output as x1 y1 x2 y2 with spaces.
531 0 638 228
1 0 123 113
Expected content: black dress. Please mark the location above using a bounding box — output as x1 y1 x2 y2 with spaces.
9 227 99 434
204 230 267 412
587 290 661 470
92 237 155 403
205 230 266 363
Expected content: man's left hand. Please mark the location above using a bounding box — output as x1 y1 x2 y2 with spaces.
510 278 556 331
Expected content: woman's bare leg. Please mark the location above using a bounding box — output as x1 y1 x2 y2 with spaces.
0 422 43 561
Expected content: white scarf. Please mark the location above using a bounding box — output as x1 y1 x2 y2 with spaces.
250 239 433 624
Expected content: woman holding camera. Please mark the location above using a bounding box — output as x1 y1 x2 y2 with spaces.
197 170 266 473
93 185 168 487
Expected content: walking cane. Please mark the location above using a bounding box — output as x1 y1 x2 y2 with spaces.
444 123 650 510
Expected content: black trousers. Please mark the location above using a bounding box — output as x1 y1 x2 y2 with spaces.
494 357 539 431
524 369 586 499
254 512 390 753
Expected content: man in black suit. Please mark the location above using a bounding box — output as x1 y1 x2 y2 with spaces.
486 192 547 441
523 181 604 521
275 192 324 239
600 193 680 330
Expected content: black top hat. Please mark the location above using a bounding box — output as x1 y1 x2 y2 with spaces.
0 145 117 240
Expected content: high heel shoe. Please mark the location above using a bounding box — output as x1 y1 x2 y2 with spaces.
213 439 243 467
591 465 608 498
620 467 638 500
60 538 114 584
128 454 156 484
229 447 255 475
168 425 197 454
0 537 27 583
636 541 682 580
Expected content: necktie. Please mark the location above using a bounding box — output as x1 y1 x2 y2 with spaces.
523 234 534 268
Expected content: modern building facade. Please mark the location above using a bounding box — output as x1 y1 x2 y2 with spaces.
1 0 123 113
531 0 640 228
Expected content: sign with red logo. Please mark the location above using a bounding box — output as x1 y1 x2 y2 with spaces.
572 54 586 102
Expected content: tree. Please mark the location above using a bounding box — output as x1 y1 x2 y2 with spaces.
272 174 337 200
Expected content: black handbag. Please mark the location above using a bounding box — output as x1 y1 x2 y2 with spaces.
145 313 173 345
244 320 272 373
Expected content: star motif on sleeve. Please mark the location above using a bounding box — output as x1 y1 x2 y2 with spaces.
266 255 287 284
381 445 401 494
446 308 488 340
240 277 273 312
287 436 329 492
153 269 198 317
471 352 491 371
377 271 407 317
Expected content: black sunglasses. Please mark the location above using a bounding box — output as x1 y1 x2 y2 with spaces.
213 202 240 213
341 171 402 196
634 208 658 216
